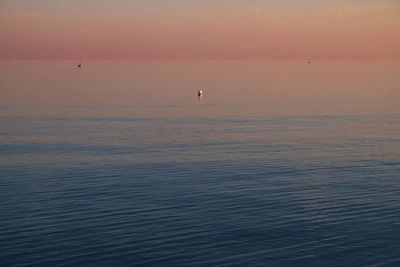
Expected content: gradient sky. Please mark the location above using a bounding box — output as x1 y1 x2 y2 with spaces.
0 0 399 59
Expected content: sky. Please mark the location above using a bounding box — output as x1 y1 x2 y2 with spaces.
0 0 399 59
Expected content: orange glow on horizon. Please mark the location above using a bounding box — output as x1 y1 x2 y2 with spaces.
0 2 399 60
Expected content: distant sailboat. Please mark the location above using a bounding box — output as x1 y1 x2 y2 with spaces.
197 90 203 96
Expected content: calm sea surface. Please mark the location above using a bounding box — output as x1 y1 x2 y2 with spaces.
1 61 400 266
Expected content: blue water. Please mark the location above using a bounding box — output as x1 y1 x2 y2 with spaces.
1 61 400 266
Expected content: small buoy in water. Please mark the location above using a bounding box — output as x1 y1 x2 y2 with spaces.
197 90 203 96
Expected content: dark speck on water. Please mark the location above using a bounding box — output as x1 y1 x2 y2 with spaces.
1 60 400 266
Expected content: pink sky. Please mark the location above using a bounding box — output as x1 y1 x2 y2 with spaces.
0 0 399 59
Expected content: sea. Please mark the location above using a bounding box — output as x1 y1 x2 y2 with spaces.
1 60 399 266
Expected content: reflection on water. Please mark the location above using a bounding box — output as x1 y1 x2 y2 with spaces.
1 60 400 118
0 61 400 266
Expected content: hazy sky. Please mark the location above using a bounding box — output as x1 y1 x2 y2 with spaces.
0 0 399 59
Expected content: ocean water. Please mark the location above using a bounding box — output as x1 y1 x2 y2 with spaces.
1 60 400 266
